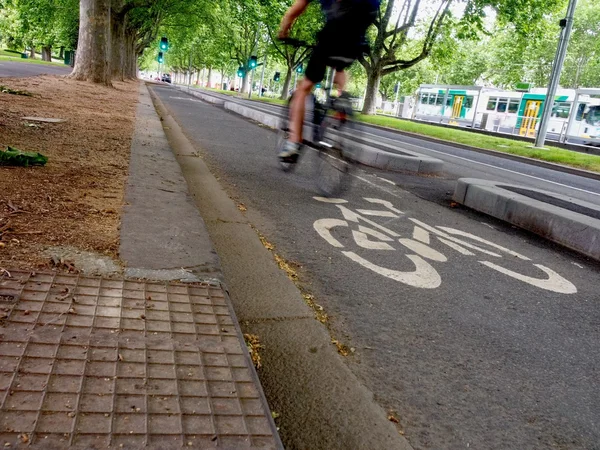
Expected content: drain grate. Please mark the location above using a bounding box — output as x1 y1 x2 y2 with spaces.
0 270 281 449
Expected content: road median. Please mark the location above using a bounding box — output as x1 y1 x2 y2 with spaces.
454 178 600 261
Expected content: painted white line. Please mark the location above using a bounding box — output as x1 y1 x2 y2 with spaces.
360 129 600 198
378 177 396 185
343 251 441 289
480 261 577 294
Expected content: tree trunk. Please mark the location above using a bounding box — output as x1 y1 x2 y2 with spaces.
59 47 65 60
196 70 200 85
110 15 125 80
29 46 36 59
206 67 212 88
280 66 292 100
71 0 111 85
124 31 136 79
41 46 52 62
362 69 381 115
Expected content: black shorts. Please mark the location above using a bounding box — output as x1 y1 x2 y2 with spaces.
305 2 377 83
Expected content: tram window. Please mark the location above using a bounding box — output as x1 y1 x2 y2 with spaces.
420 94 428 104
436 96 444 105
576 103 585 121
486 98 497 111
586 106 600 126
428 95 436 105
508 100 520 114
551 102 571 118
464 97 473 108
446 96 452 106
497 98 508 113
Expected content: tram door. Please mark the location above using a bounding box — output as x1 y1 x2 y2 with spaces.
519 100 542 137
451 96 464 119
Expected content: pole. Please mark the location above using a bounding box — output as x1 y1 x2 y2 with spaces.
248 69 254 99
294 71 297 90
187 46 192 89
535 0 578 148
258 55 267 97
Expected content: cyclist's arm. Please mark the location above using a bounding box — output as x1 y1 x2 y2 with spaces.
278 0 310 38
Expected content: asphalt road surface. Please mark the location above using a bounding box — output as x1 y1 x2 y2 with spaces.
0 60 72 78
153 85 599 450
199 90 600 206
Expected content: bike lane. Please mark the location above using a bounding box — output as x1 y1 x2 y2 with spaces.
152 85 600 450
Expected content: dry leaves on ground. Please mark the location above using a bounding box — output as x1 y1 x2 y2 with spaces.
0 75 139 269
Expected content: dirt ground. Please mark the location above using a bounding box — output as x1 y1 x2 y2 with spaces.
0 75 139 271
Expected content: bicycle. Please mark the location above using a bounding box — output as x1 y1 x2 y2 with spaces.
275 38 361 197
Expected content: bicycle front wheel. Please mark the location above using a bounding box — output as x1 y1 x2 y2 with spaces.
314 117 356 197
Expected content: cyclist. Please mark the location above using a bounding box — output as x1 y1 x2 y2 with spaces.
278 0 379 161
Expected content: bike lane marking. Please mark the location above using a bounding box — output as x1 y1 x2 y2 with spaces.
314 196 578 295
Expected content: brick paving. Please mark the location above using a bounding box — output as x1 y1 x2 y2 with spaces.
0 270 281 449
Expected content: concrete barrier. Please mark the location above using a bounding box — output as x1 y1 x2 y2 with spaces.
454 178 600 261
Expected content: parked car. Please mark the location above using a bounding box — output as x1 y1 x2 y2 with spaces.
161 74 171 83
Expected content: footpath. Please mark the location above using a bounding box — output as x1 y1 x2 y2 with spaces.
1 81 411 449
0 83 281 449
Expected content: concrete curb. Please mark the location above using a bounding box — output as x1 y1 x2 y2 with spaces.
453 178 600 261
147 84 413 450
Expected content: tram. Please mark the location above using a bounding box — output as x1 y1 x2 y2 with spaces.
413 85 600 146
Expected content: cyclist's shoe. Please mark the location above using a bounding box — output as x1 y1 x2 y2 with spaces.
279 141 301 163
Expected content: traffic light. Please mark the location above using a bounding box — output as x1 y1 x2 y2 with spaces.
296 63 303 74
157 52 164 64
248 55 258 70
160 37 169 51
273 72 280 82
237 66 245 78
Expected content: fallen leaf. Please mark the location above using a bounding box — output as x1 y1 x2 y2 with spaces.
271 411 280 419
449 202 458 208
388 414 400 424
237 203 247 212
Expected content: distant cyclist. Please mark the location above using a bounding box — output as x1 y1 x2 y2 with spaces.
278 0 379 161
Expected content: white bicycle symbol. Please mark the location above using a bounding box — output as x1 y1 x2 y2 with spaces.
313 196 577 294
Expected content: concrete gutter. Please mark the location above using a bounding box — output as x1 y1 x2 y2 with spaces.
147 84 413 450
453 178 600 261
178 86 443 175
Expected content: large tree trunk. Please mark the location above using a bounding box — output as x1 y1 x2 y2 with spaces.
71 0 111 85
196 70 200 84
362 69 381 115
280 66 292 100
29 46 36 59
59 47 65 60
110 15 125 80
41 46 52 62
240 69 251 94
206 67 212 88
124 31 136 79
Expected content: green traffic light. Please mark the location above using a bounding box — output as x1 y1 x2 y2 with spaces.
248 56 258 69
296 64 303 74
157 51 164 64
160 37 169 51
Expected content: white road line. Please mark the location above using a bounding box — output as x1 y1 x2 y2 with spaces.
378 177 396 185
360 129 600 198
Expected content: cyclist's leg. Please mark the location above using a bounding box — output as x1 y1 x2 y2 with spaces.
280 38 328 159
333 69 346 93
289 77 315 144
